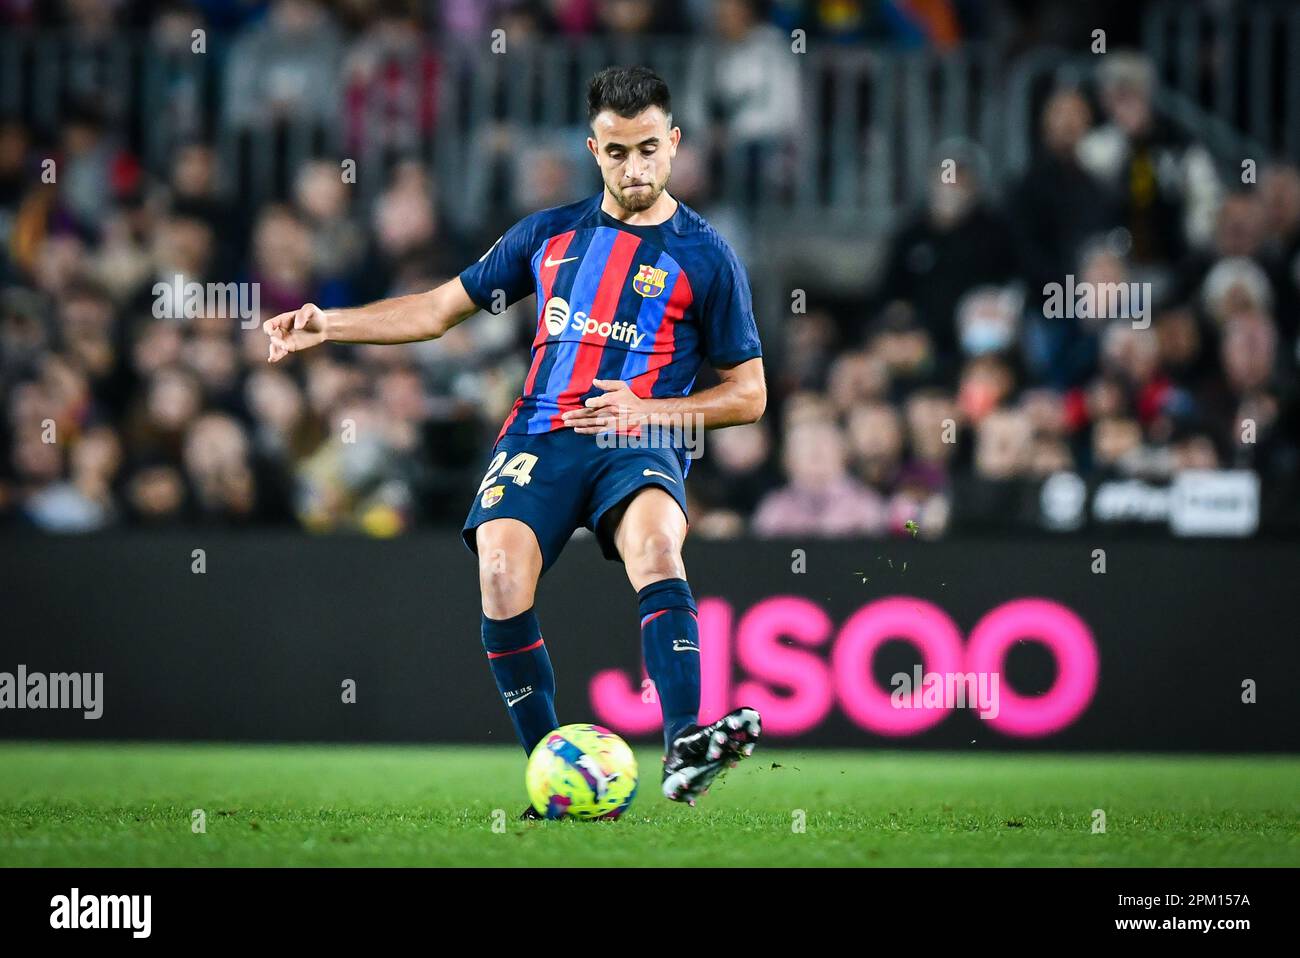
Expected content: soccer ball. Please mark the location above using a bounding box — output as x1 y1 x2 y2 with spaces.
525 724 639 820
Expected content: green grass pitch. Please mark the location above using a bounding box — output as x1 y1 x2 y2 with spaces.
1 743 1297 867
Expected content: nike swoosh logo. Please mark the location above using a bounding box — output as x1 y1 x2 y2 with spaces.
544 256 578 268
643 469 677 483
506 690 534 707
672 641 699 652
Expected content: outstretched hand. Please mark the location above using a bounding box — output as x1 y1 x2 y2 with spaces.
264 303 328 363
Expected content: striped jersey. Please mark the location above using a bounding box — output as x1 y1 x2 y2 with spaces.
458 192 763 440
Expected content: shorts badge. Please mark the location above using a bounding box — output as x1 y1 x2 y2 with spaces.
481 484 505 509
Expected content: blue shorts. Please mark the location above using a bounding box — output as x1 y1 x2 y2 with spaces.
461 427 691 574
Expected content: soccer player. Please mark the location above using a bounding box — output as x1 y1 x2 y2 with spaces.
264 66 765 814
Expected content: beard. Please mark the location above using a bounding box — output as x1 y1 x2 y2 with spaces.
609 175 667 212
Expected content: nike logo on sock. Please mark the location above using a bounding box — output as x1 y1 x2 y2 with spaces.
505 689 534 707
672 640 699 653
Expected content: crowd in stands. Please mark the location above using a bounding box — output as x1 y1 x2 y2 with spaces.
2 1 1296 536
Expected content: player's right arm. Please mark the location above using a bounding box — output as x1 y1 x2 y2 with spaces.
265 214 539 363
263 277 480 363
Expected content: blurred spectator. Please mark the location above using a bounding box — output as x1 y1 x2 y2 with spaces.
1258 163 1300 340
975 408 1033 480
123 461 189 526
356 162 458 301
956 286 1021 360
57 104 139 234
875 144 1018 370
21 423 120 531
342 1 440 157
1012 87 1118 296
148 4 211 145
682 0 801 207
58 280 129 416
957 354 1015 426
295 399 423 535
827 349 889 416
845 401 902 491
597 0 659 35
224 0 343 130
183 413 261 524
1202 308 1293 471
689 420 780 537
1029 239 1135 390
1260 163 1300 261
57 0 130 125
1200 257 1272 328
1078 51 1220 269
778 310 837 396
293 160 366 298
753 419 886 537
905 389 958 469
865 304 935 390
1091 415 1143 476
508 139 588 221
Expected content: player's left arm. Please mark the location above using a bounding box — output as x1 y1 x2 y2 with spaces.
561 358 766 434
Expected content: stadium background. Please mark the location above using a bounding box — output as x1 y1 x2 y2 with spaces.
1 0 1297 753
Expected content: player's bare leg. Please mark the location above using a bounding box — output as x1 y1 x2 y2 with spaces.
476 517 542 619
612 487 761 805
613 486 689 591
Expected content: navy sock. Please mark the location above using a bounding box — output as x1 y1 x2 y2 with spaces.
638 578 701 750
482 608 558 755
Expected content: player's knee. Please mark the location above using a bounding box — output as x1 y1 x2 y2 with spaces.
629 530 684 581
478 545 536 616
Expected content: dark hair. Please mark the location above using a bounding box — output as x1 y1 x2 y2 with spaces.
586 66 672 127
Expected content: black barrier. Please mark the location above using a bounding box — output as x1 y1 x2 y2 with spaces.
0 533 1295 750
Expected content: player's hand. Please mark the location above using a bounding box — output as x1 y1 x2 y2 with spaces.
562 378 650 434
264 303 329 363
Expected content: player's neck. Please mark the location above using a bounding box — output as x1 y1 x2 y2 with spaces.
601 189 678 227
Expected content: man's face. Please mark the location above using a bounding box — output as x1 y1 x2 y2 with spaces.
1103 84 1151 137
588 106 679 212
1043 91 1091 154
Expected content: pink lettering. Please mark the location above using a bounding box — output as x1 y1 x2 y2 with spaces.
965 598 1098 738
832 597 966 736
588 595 1099 741
733 597 834 736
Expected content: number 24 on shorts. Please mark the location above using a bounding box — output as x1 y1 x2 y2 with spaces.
477 451 539 494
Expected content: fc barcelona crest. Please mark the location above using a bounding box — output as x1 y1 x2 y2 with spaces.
632 264 667 298
481 484 505 509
